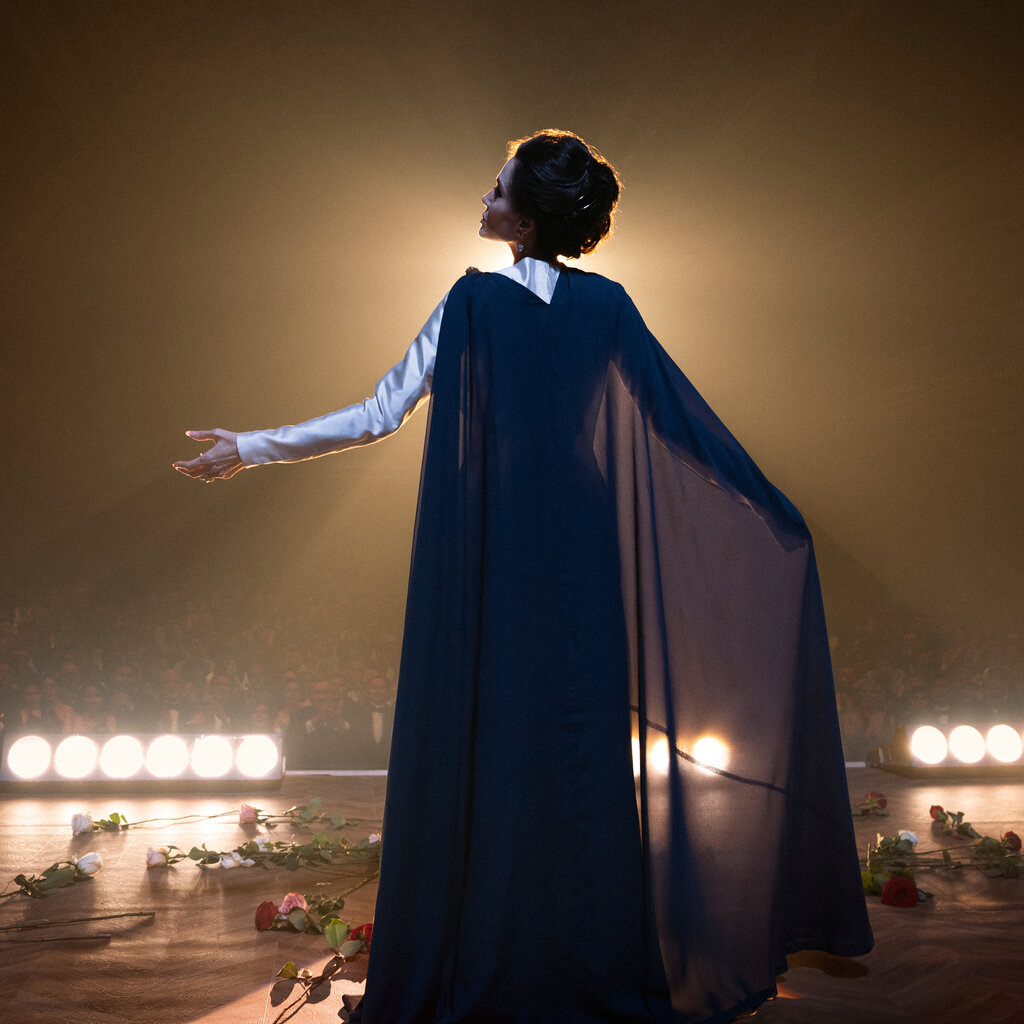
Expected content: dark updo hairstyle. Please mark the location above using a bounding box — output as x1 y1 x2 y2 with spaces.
507 129 621 260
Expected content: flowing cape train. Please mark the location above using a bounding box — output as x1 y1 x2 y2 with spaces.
349 268 872 1024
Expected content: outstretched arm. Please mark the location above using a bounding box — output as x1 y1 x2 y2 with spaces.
172 291 446 481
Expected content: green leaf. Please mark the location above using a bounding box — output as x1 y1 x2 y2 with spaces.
278 961 299 979
339 940 363 958
39 867 77 891
286 908 308 932
324 920 350 951
330 813 344 829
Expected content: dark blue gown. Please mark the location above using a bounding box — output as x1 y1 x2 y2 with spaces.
347 268 872 1023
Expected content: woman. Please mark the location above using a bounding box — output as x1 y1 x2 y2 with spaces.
175 130 872 1023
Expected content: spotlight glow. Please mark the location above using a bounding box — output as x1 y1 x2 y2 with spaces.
100 735 145 779
985 724 1023 764
692 735 729 772
6 735 52 780
191 735 233 778
631 735 641 777
235 735 280 778
910 726 948 765
146 735 190 779
650 737 670 774
948 725 985 764
54 735 99 779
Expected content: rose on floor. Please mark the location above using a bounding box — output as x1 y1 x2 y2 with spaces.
881 875 920 908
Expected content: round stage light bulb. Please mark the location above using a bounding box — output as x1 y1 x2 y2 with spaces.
146 735 190 779
909 726 948 765
6 735 53 780
54 735 99 779
948 725 985 764
191 735 234 778
650 736 670 774
235 735 279 778
985 724 1023 764
692 735 729 772
100 735 145 778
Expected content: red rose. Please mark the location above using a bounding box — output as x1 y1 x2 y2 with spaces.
254 901 279 931
881 876 919 908
350 922 373 946
875 797 887 808
1003 831 1022 852
867 792 885 799
929 805 944 820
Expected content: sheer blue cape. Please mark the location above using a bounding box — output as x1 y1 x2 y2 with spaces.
349 268 872 1024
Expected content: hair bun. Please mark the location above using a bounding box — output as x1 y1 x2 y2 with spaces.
507 130 621 260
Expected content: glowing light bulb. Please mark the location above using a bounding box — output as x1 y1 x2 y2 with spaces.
985 724 1023 764
909 726 948 765
631 736 641 778
6 735 52 780
650 737 670 774
692 735 729 772
54 736 99 779
99 735 145 778
191 735 233 778
146 735 190 779
948 725 985 764
235 735 280 778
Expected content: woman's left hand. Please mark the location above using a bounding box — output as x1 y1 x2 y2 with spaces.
173 428 244 482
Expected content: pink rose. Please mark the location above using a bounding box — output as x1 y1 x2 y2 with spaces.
254 901 279 931
1003 830 1022 852
239 803 258 825
278 892 308 915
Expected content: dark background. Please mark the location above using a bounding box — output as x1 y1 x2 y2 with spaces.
3 1 1022 644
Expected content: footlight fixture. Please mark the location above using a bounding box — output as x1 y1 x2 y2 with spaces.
0 732 284 791
875 721 1024 778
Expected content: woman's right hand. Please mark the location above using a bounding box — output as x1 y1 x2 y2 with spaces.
173 428 244 482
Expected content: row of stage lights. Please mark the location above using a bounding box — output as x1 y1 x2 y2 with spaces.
1 732 284 784
906 722 1024 767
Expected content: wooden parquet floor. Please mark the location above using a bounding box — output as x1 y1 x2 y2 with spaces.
0 768 1022 1024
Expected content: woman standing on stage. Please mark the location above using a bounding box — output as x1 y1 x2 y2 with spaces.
176 129 871 1023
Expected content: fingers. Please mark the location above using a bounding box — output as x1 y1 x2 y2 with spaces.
185 429 218 442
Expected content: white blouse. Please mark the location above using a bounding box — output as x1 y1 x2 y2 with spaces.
236 258 562 467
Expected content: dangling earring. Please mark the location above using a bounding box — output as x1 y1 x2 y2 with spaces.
517 242 524 253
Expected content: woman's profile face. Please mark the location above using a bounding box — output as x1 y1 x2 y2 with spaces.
480 158 523 245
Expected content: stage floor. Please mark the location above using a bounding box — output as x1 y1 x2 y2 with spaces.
0 768 1022 1024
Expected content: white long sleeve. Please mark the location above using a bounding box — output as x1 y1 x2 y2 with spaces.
236 294 447 466
234 259 561 467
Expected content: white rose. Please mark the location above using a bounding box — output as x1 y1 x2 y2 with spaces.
146 847 168 868
220 853 241 869
254 836 271 851
71 813 94 835
74 851 103 875
897 830 920 846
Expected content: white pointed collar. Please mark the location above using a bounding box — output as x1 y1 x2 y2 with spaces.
491 257 562 305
